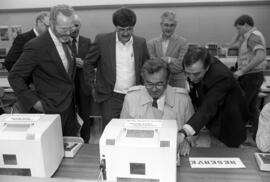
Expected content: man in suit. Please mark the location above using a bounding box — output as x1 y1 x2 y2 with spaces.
120 58 194 155
8 4 79 136
84 7 149 128
177 47 248 148
4 11 50 71
147 11 188 88
70 14 94 143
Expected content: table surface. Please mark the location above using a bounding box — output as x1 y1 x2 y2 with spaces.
0 144 269 182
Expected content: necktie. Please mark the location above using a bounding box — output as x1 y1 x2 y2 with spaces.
152 98 158 108
62 42 74 76
71 38 77 58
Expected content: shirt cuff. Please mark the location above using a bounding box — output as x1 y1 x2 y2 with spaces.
168 57 171 64
183 124 196 136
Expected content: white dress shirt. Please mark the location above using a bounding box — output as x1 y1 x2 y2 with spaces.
48 28 69 72
114 33 135 94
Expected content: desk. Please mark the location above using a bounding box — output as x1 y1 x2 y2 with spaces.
0 144 269 182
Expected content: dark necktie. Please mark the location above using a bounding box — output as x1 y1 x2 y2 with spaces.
62 42 74 76
152 98 158 108
71 38 77 58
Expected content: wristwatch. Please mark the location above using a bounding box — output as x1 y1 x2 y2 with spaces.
178 129 188 138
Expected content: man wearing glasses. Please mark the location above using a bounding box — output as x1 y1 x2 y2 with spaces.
84 7 149 129
120 58 194 155
9 5 79 136
4 11 50 71
147 11 188 88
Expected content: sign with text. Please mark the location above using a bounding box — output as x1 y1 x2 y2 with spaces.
189 157 245 168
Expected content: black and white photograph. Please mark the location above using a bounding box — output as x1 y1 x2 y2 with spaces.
0 0 269 182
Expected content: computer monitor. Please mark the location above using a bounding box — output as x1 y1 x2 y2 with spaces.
266 48 270 56
208 48 218 57
0 48 7 58
207 43 218 49
227 48 239 57
188 43 199 51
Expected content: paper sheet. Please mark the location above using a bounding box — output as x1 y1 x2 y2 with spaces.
189 157 245 168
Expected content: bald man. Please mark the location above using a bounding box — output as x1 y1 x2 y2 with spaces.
5 11 50 71
70 15 94 143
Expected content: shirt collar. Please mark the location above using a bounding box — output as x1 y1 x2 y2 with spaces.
48 27 62 46
140 86 175 108
160 34 175 41
244 27 257 39
33 28 39 36
116 32 133 46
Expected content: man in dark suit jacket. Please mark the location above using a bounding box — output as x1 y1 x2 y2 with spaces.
8 4 79 136
70 14 96 143
84 7 149 128
177 47 248 148
4 11 50 71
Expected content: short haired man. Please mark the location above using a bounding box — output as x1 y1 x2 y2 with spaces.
147 11 188 88
84 7 149 128
120 59 194 155
4 11 50 71
70 14 94 142
8 4 79 136
230 14 267 140
178 47 248 148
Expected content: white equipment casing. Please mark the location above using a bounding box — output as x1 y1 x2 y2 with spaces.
99 119 177 182
0 114 64 177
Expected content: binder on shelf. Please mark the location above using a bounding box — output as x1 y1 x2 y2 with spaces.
254 152 270 171
63 136 84 158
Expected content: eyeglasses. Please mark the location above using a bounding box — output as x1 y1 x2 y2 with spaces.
55 25 73 33
116 26 134 33
145 82 166 89
161 23 176 28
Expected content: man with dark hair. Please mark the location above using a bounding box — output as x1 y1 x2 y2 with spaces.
178 47 248 148
84 7 149 128
8 4 79 136
4 11 50 71
121 58 194 155
228 14 267 140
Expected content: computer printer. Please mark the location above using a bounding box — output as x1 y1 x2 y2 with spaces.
99 119 178 182
0 114 64 177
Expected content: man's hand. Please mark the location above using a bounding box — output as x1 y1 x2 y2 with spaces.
161 56 170 64
177 132 190 156
33 100 45 113
179 139 191 156
76 58 84 68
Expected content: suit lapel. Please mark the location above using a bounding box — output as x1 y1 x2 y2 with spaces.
156 38 164 57
166 37 176 56
110 33 116 81
133 37 141 77
46 32 71 81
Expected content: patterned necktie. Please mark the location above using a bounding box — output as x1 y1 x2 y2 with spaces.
152 98 158 108
62 42 74 76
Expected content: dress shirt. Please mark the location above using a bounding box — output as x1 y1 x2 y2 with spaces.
154 94 165 111
161 38 169 56
49 28 69 71
33 28 39 36
114 33 135 94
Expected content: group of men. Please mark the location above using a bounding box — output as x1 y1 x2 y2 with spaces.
4 4 267 154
